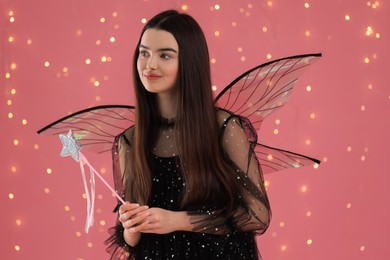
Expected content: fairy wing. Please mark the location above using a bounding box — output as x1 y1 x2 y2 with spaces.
215 53 322 173
255 143 320 174
37 105 135 154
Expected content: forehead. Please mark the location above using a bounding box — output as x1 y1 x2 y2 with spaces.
140 29 178 50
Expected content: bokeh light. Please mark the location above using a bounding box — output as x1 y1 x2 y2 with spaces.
1 1 388 259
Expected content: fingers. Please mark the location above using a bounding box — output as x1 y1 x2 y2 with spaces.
137 208 168 234
118 202 140 215
122 210 150 229
138 222 159 233
119 203 149 221
119 203 150 232
126 216 150 233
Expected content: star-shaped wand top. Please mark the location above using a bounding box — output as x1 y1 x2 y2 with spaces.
59 129 82 162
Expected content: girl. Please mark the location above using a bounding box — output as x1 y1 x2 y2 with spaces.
106 9 271 259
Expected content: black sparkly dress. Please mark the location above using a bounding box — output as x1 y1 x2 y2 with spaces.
106 110 271 260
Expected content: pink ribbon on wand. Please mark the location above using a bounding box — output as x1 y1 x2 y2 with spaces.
59 129 125 233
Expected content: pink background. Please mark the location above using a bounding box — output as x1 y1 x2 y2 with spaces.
1 0 389 259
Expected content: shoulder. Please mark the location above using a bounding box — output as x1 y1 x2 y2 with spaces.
116 125 135 145
216 108 244 130
216 108 236 128
216 108 258 143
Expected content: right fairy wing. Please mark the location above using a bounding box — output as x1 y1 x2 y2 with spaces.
227 112 320 175
37 105 135 154
255 142 320 174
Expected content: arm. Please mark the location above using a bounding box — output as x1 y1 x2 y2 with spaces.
185 110 271 234
221 113 271 232
105 129 140 257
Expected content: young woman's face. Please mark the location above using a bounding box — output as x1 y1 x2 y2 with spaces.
137 29 179 95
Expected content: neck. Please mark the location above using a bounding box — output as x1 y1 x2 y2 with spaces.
156 91 178 119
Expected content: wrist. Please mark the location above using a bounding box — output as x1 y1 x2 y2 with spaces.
123 228 141 247
176 211 193 232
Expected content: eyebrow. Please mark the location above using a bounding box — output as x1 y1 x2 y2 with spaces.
139 44 178 53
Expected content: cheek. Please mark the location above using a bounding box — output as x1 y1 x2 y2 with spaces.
168 64 179 79
136 58 142 73
137 59 145 81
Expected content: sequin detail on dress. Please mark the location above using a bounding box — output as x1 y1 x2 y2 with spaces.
135 155 259 259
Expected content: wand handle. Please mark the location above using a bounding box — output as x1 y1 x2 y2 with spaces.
79 152 125 204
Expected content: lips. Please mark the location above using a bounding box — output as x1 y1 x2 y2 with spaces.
144 73 161 81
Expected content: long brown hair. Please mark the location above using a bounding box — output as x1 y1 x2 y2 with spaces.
125 10 241 211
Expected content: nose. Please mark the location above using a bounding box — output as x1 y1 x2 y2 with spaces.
146 55 158 70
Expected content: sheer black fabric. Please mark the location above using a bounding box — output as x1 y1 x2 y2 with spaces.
105 109 271 259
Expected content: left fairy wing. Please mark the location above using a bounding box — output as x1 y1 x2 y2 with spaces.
215 53 321 132
37 105 135 154
216 53 322 173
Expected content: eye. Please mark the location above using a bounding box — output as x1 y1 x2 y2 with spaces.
139 50 150 58
160 53 171 60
